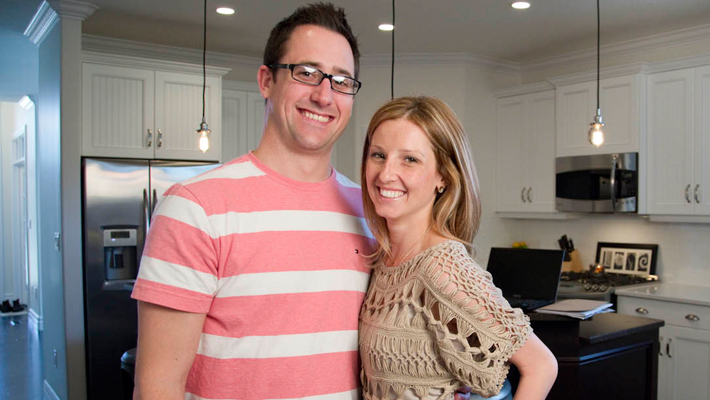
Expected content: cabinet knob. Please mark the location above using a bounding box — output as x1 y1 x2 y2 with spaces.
146 129 153 148
526 187 532 203
157 129 163 148
685 314 700 321
635 307 649 314
695 184 701 204
521 187 527 203
685 184 691 203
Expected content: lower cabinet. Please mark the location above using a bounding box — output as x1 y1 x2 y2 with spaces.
618 293 710 400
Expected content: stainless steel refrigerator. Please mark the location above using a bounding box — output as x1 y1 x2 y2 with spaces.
82 158 219 400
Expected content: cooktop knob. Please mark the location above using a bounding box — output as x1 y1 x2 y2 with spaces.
584 283 592 291
600 284 608 292
592 284 600 292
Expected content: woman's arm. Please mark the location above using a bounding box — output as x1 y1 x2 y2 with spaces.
133 301 207 400
509 333 558 400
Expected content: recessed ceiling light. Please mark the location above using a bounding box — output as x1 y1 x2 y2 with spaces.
216 7 235 15
379 24 394 31
511 2 531 9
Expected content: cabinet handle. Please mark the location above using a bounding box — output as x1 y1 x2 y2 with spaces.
635 307 649 314
521 187 527 203
685 184 691 203
695 183 700 204
526 187 532 203
157 129 163 148
146 129 153 148
667 338 672 358
659 336 664 357
685 314 700 321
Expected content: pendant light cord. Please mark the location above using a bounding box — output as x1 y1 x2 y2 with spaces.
202 0 207 120
391 0 395 99
596 0 600 111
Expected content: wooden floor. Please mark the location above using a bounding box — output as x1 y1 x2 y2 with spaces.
0 314 43 400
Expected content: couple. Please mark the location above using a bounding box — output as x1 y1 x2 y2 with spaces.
130 3 557 400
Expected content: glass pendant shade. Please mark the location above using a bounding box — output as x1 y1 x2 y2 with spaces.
588 110 604 147
197 119 210 153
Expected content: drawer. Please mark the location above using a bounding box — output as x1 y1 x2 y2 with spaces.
617 295 710 331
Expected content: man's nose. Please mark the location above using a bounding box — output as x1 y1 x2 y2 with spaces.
311 77 334 105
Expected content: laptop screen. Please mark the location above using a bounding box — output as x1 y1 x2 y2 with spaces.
486 248 565 301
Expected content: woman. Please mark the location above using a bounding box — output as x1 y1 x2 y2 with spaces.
359 97 557 400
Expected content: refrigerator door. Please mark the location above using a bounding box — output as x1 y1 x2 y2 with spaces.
149 160 220 217
83 158 149 400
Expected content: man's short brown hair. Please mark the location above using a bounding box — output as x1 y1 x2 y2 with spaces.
263 2 360 79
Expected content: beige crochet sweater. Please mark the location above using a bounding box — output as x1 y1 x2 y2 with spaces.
359 241 531 400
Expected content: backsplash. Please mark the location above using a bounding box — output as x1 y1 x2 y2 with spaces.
512 214 710 286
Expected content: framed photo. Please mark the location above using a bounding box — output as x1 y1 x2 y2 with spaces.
595 242 659 276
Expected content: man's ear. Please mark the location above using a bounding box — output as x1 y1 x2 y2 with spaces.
257 65 274 99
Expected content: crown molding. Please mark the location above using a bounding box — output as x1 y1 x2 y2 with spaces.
548 62 648 86
523 23 710 74
82 51 231 76
493 81 555 98
361 53 520 73
646 53 710 73
82 34 261 71
48 0 98 21
24 1 59 46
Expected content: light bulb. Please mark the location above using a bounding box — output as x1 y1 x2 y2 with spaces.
588 110 604 147
197 119 211 153
378 24 394 31
199 132 210 153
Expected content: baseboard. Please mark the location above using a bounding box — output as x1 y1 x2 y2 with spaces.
29 308 43 332
43 380 61 400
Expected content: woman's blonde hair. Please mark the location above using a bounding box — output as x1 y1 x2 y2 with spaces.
361 96 481 264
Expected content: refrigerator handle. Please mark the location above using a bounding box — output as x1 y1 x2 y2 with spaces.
143 188 151 233
152 189 158 216
610 154 618 212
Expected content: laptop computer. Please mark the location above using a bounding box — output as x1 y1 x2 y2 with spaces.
486 247 565 313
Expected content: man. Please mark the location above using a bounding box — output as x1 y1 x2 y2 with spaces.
131 3 371 400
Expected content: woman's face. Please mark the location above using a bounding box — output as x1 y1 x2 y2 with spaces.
365 118 444 229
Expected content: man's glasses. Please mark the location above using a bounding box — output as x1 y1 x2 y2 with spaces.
269 64 362 95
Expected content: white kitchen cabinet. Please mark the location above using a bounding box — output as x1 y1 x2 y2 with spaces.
556 74 643 157
646 66 710 215
82 61 222 161
617 285 710 400
221 81 265 162
496 90 556 213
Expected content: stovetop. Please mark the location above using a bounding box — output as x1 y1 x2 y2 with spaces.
559 271 658 294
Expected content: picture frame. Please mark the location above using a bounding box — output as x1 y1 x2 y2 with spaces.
595 242 659 276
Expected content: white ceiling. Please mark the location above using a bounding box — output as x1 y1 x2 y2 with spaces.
78 0 710 64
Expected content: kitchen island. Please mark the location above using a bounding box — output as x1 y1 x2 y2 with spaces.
507 312 664 400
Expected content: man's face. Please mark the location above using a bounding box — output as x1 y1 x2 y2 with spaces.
259 25 356 156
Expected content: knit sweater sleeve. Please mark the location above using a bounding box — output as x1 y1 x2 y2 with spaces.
421 242 532 398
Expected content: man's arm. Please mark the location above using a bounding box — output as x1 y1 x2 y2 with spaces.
133 301 207 400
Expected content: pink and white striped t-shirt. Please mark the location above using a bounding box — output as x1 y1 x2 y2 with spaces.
132 152 373 400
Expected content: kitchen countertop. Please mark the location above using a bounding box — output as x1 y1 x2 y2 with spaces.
615 282 710 307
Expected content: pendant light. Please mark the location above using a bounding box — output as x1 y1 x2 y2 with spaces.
196 0 211 153
390 0 396 99
588 0 604 148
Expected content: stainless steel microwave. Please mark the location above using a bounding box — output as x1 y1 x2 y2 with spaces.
555 152 638 213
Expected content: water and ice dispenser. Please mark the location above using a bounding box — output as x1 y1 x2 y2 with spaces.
103 227 138 282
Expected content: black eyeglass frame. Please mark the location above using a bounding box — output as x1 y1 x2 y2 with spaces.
268 63 362 95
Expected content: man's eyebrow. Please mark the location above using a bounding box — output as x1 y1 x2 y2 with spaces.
298 61 354 77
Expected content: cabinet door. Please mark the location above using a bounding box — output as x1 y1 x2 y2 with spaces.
246 91 266 154
222 88 248 162
663 325 710 400
695 66 710 215
82 63 155 158
496 96 527 212
525 91 556 212
154 71 221 161
556 81 595 157
647 69 694 214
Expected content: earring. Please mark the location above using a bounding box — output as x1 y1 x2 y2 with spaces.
437 186 445 194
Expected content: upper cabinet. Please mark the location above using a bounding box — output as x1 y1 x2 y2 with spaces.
496 90 557 213
221 81 265 162
556 74 643 157
647 66 710 215
82 54 227 161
